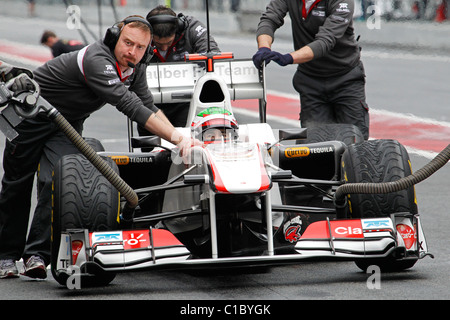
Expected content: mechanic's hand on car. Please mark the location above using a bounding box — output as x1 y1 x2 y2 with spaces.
252 47 273 70
266 51 294 67
252 48 294 69
10 74 35 93
1 61 35 95
177 136 203 165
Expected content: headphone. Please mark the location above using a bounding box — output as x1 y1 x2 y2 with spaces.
147 13 188 35
103 16 154 65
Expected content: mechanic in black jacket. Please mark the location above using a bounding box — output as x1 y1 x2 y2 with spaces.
142 5 220 128
253 0 369 139
0 16 197 280
40 30 85 58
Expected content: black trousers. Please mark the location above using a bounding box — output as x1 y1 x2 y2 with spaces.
293 61 369 140
0 115 82 265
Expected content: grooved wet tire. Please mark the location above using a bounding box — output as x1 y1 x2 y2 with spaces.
342 139 417 218
341 139 418 272
51 153 119 287
300 123 364 145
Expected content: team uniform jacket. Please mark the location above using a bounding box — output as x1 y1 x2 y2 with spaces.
256 0 361 77
151 15 220 62
50 39 85 58
34 39 158 127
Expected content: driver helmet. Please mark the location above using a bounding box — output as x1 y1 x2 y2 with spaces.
191 107 239 143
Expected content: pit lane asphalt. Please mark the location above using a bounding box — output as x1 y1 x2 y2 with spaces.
0 13 449 302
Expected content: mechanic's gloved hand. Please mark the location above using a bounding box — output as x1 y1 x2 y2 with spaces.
252 47 273 70
266 51 294 67
11 74 35 93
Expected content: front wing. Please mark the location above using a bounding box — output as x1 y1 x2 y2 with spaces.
54 213 430 275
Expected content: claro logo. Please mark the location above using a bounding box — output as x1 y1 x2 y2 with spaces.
335 227 362 235
285 147 310 158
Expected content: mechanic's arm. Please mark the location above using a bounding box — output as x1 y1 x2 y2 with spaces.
290 46 314 64
129 66 197 154
143 110 181 143
143 110 200 157
256 34 273 49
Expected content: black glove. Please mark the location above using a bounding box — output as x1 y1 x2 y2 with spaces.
252 47 273 69
266 51 294 67
11 75 35 93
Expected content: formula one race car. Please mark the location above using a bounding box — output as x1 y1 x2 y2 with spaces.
1 54 443 288
47 53 441 288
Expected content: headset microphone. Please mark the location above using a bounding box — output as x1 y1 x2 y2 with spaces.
127 61 136 68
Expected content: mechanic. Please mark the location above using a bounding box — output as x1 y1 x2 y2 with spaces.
252 0 369 140
40 30 85 58
0 16 198 280
140 5 220 129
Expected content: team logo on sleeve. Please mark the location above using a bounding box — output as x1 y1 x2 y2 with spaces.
195 25 207 37
104 64 116 75
108 78 120 85
337 3 350 13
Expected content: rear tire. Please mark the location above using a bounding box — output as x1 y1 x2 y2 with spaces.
341 139 419 271
51 154 119 287
300 123 364 146
83 137 105 152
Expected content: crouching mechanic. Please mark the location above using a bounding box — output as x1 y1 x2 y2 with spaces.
140 5 220 129
0 16 199 279
253 0 369 139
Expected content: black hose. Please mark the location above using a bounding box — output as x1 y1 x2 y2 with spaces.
49 110 139 209
334 144 450 206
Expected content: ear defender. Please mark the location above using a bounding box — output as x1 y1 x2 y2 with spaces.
147 13 188 34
